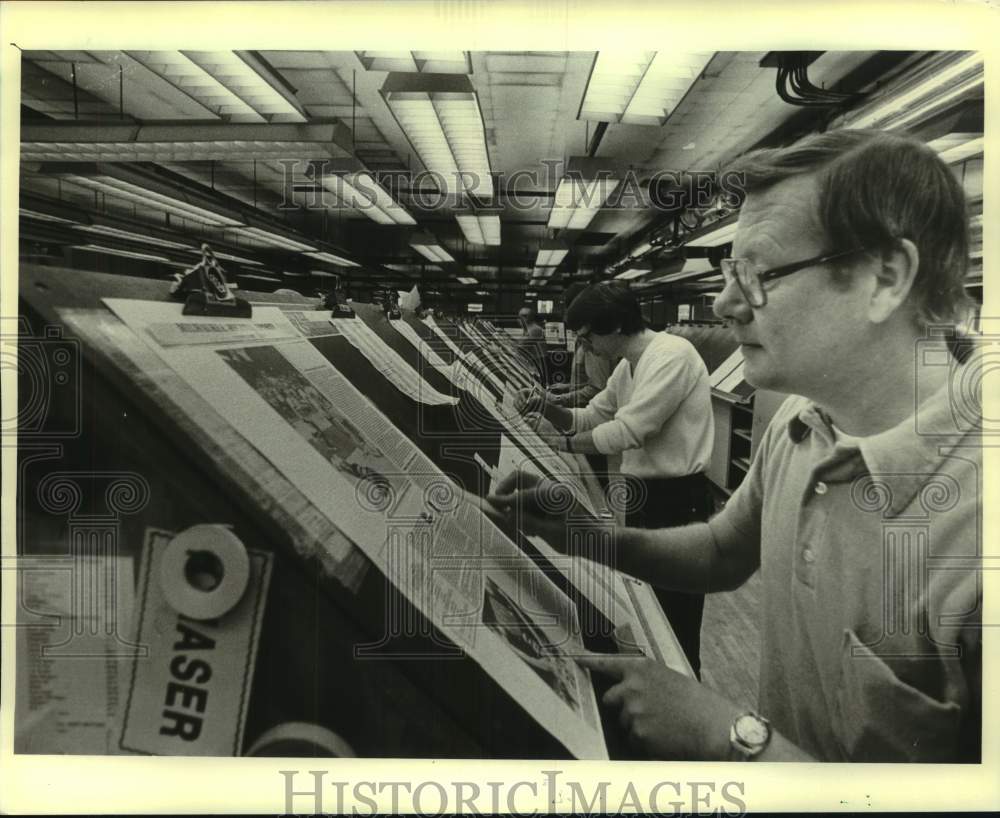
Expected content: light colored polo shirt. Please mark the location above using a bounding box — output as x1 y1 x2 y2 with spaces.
708 350 982 761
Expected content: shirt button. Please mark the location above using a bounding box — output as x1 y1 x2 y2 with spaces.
802 548 815 564
814 481 828 495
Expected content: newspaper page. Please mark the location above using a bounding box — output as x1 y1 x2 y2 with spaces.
101 299 606 759
423 315 467 359
489 435 631 624
329 315 458 407
14 556 136 754
460 329 537 391
480 437 682 669
460 322 539 387
388 317 454 374
448 369 600 518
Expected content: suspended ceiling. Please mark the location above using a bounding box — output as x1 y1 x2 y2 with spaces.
17 48 979 304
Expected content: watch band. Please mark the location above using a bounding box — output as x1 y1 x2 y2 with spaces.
564 434 574 453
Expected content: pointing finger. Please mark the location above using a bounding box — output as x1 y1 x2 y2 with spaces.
575 651 634 680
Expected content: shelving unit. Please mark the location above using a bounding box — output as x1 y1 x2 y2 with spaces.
707 388 787 495
726 401 754 488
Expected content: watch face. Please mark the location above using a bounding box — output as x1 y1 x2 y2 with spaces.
735 714 769 745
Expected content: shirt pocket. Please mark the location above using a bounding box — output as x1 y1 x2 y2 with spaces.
833 629 961 762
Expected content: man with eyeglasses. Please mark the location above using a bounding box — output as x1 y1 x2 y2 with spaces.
489 129 981 762
544 282 614 409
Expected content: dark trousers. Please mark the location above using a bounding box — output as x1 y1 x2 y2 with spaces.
623 473 714 677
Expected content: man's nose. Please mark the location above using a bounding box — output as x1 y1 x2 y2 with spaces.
713 276 753 324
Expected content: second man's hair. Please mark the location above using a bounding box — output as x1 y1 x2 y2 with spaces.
565 281 644 335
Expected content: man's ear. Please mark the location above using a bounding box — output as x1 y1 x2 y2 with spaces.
868 238 919 324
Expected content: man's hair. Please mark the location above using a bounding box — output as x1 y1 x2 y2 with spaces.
565 281 644 335
518 304 538 319
724 129 973 326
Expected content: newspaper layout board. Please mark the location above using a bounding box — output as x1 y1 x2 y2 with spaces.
400 318 599 518
331 314 458 407
101 299 607 759
423 315 467 360
387 317 454 376
344 312 683 667
261 307 459 407
459 323 536 392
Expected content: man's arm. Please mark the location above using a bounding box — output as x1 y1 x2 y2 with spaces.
517 368 621 432
578 653 814 761
487 472 761 595
548 382 602 408
605 522 758 594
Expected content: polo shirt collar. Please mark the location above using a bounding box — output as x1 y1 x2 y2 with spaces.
785 349 979 518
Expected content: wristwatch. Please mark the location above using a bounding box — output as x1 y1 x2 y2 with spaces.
563 434 574 453
729 711 771 760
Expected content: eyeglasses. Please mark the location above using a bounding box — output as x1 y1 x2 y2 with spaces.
720 247 868 308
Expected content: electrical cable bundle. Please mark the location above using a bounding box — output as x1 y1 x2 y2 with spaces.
775 53 860 107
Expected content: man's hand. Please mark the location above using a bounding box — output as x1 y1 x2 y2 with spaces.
547 382 573 396
577 652 742 760
513 385 545 415
523 411 560 441
486 469 597 550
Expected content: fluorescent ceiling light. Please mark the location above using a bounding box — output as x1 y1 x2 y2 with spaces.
72 243 186 266
536 240 569 269
525 291 538 297
63 173 243 227
547 159 621 231
22 122 352 163
475 290 489 296
73 224 194 251
320 172 416 225
303 250 361 267
456 213 501 246
381 73 493 197
410 233 455 263
234 226 317 253
846 52 983 131
238 273 283 283
212 251 265 267
20 208 78 225
580 51 714 125
357 51 469 74
457 276 478 285
614 261 652 281
643 257 716 285
128 50 307 123
687 219 738 247
932 135 984 165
